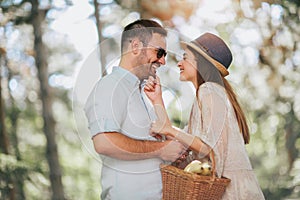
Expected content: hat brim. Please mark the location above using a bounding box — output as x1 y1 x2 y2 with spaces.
180 41 229 77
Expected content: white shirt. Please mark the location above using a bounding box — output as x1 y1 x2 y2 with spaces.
84 67 162 200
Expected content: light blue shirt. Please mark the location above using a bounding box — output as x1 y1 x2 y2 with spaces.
84 67 162 200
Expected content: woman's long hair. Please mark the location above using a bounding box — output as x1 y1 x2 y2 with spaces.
190 47 250 144
221 77 250 144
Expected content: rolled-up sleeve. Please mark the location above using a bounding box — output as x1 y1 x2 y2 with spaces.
84 77 127 138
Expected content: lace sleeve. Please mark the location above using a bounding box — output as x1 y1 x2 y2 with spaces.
197 82 229 177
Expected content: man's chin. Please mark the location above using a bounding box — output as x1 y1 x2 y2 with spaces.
151 63 160 72
150 69 157 77
149 73 156 79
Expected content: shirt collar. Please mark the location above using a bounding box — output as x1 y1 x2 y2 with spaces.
113 66 140 88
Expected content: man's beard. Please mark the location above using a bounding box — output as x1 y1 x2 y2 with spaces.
135 50 156 80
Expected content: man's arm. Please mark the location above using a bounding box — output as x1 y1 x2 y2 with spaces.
92 132 185 161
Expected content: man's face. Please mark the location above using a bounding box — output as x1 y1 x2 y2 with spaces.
136 33 167 80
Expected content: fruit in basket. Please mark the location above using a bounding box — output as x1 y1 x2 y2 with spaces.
184 160 212 176
184 160 202 173
199 162 212 176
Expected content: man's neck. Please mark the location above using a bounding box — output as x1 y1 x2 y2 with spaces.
119 57 141 80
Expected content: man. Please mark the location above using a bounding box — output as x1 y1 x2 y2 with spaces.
84 19 185 200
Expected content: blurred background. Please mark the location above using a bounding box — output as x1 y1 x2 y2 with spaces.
1 0 300 199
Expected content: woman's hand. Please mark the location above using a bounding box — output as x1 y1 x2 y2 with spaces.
150 118 173 137
145 76 173 137
144 76 162 104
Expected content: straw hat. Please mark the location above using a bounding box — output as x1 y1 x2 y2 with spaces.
181 33 232 77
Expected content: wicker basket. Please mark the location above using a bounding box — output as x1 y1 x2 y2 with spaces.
160 152 231 200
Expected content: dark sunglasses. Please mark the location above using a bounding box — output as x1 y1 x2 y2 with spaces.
156 47 167 59
148 44 167 59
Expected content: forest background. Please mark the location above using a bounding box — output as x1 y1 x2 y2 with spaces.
0 0 300 199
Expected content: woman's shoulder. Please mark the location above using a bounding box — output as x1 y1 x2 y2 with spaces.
198 82 226 96
199 81 224 89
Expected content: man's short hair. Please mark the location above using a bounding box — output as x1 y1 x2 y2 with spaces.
121 19 167 53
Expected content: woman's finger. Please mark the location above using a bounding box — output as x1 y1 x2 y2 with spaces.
145 82 155 91
144 85 151 91
155 76 160 86
149 76 155 82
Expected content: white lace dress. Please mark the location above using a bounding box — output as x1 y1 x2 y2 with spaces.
189 82 265 200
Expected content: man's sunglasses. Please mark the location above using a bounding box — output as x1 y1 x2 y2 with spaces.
156 47 167 59
148 44 167 59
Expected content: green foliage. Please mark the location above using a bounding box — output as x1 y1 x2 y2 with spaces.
0 153 29 198
0 153 29 178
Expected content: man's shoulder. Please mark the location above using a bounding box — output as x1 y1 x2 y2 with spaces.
89 69 130 96
90 72 120 91
84 71 124 110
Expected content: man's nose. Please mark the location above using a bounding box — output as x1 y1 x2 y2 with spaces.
158 55 166 65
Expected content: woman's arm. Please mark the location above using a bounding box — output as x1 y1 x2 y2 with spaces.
144 76 171 126
144 76 210 155
152 124 211 156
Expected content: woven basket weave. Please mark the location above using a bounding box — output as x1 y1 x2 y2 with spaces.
160 152 231 200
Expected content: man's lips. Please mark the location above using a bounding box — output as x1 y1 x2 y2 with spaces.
151 63 160 73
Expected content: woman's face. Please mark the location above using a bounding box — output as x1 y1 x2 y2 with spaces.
177 48 198 87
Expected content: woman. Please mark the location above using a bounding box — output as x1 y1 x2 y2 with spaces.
144 33 265 200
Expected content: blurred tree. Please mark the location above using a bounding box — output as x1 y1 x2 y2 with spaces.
0 48 15 200
1 0 99 198
115 0 199 21
0 49 9 155
29 0 65 199
140 0 200 21
0 25 26 200
229 0 300 199
93 0 107 76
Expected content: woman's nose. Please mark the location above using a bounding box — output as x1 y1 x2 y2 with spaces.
177 61 182 67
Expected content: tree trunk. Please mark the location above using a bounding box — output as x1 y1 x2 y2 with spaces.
285 105 299 171
8 102 25 200
93 0 107 76
0 51 9 155
0 47 16 200
30 1 65 199
1 23 26 199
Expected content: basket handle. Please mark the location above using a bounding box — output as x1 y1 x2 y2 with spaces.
209 150 217 180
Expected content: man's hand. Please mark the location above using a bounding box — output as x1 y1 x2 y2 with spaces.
93 132 185 161
158 140 186 162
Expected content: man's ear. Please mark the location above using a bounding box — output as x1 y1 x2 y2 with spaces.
130 39 143 55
